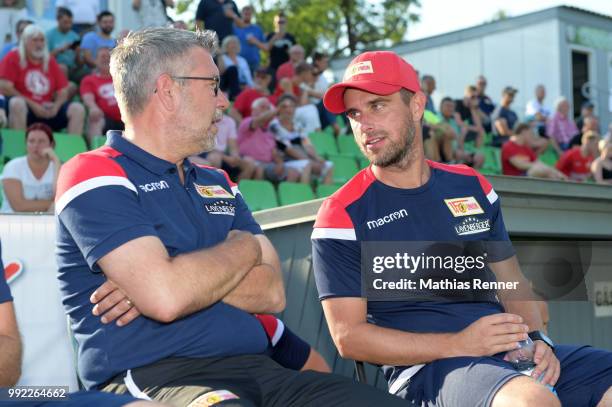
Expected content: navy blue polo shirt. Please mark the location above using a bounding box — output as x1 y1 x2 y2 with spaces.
55 131 268 389
0 242 12 304
311 161 515 384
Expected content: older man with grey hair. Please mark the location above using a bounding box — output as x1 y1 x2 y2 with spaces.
55 27 406 407
0 24 85 133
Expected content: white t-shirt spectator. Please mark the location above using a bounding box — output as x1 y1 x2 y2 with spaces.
1 157 56 213
214 114 237 153
134 0 169 28
55 0 100 25
525 99 551 119
221 54 253 87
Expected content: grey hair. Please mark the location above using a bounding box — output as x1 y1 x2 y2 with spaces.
554 96 568 112
221 35 240 54
110 27 218 117
19 25 49 71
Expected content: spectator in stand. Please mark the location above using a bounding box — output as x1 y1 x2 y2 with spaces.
454 85 485 148
132 0 173 29
591 140 612 185
276 44 305 82
195 0 245 43
437 97 484 168
310 51 338 134
230 66 275 121
475 74 495 132
234 5 265 72
80 47 122 142
568 114 599 147
172 20 188 30
547 97 579 154
0 19 31 60
604 123 612 144
492 86 519 146
556 130 600 182
0 95 6 127
576 101 596 132
270 94 332 184
263 12 295 87
276 62 321 135
525 84 551 137
81 11 116 70
218 35 253 100
1 123 60 213
238 97 308 183
421 74 436 113
502 122 566 179
0 25 85 133
47 7 82 81
55 0 100 35
190 108 257 182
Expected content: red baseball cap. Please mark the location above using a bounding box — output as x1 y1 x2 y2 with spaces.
323 51 421 114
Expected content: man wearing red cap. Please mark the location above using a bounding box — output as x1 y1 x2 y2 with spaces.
312 51 612 407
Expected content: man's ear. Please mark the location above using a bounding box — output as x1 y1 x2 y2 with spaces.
411 91 427 120
154 73 178 112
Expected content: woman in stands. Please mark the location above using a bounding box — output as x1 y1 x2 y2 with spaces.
1 123 60 213
218 35 253 101
591 140 612 185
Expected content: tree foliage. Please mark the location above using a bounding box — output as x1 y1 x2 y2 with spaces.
174 0 420 57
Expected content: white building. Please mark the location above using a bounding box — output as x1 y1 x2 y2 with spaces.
331 6 612 129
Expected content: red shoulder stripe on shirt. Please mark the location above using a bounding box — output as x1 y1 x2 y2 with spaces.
428 160 493 195
55 147 126 201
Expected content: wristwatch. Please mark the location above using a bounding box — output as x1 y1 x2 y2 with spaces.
529 331 555 350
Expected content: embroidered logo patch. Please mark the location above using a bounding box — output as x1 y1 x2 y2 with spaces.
344 60 374 80
194 184 234 199
444 197 484 217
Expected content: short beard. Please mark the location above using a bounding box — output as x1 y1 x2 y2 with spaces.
364 116 417 168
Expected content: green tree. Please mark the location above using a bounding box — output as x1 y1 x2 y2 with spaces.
173 0 420 57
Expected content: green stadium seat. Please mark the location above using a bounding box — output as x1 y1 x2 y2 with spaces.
91 135 107 149
308 132 339 157
336 114 346 128
277 182 315 206
481 146 501 175
539 147 559 167
328 154 360 184
316 183 342 198
337 135 363 159
53 133 88 163
237 180 278 211
1 129 26 163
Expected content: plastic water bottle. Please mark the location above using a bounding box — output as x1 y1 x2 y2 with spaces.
505 337 557 395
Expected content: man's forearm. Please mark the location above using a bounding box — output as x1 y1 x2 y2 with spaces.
335 322 456 366
223 263 285 313
222 234 285 313
0 335 22 387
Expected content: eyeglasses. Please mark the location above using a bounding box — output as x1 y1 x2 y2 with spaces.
171 75 220 96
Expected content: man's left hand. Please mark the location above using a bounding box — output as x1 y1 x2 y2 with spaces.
91 280 141 326
532 340 560 386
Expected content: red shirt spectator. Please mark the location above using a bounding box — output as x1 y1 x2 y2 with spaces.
80 73 121 122
555 147 592 180
234 87 276 118
0 49 68 104
502 140 536 176
275 61 294 82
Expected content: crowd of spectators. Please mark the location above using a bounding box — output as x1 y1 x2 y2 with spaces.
1 0 611 214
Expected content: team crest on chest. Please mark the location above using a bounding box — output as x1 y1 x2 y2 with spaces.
444 196 484 217
194 184 234 199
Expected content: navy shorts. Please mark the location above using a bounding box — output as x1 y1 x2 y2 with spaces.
395 345 612 407
6 96 72 131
